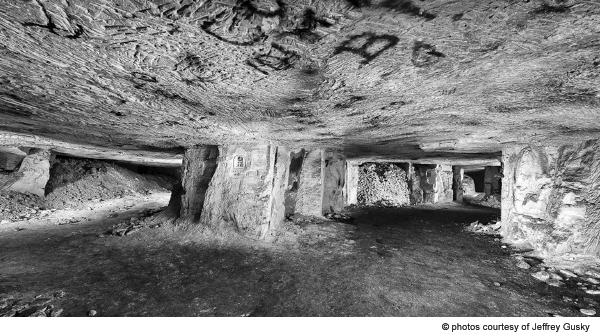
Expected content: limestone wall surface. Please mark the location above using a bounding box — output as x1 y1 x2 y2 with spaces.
502 140 600 257
198 144 289 238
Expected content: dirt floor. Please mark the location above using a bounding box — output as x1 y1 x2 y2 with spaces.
1 199 599 317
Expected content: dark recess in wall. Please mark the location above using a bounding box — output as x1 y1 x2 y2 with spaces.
465 169 485 192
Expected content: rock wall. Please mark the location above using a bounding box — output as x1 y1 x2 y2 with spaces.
199 144 289 238
322 151 345 214
295 149 323 217
6 149 51 197
501 140 600 257
357 163 410 206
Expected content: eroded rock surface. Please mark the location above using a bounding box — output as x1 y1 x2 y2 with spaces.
502 140 600 257
0 0 597 158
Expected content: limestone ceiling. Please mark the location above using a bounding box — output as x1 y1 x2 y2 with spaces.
0 0 598 161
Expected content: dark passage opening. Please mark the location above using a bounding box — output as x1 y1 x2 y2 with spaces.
285 149 305 218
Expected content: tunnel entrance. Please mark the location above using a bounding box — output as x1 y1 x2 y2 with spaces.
459 165 502 209
352 162 454 208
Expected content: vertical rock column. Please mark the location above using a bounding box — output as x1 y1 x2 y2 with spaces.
159 145 218 226
295 149 323 217
322 151 346 214
199 143 290 238
7 148 52 197
453 166 464 202
345 160 359 206
408 163 423 205
436 165 454 203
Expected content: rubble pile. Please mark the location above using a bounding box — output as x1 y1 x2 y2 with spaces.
0 190 44 222
464 194 501 209
105 208 163 236
44 157 175 210
466 219 502 234
324 212 353 224
358 163 410 207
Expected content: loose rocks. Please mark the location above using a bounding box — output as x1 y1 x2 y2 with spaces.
516 260 531 270
532 271 550 282
580 308 596 316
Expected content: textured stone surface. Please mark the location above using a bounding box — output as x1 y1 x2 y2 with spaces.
295 149 323 217
345 161 359 206
198 143 289 237
0 0 598 161
171 145 219 228
6 148 51 196
322 151 345 214
463 175 477 195
357 163 410 206
452 166 463 202
502 140 600 257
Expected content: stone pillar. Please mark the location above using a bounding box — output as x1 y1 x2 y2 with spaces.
484 166 500 196
264 146 291 238
322 151 346 214
295 149 323 217
157 145 218 226
409 163 423 205
501 140 600 258
418 165 437 204
7 148 51 197
452 166 464 202
345 160 359 206
198 143 289 238
436 165 454 203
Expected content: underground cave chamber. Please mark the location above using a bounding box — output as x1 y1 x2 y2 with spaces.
2 140 600 260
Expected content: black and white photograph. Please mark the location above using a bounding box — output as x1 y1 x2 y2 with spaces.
0 0 599 331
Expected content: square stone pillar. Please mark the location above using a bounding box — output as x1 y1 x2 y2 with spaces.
345 160 359 206
452 166 464 202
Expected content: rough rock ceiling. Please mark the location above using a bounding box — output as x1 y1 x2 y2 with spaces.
0 0 599 161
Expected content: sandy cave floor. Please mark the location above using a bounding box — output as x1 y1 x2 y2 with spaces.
0 197 599 317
